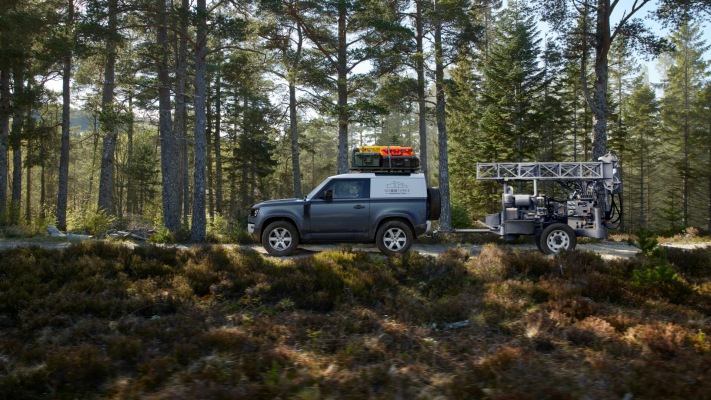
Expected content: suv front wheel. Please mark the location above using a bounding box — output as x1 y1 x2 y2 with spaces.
376 221 413 255
262 221 300 256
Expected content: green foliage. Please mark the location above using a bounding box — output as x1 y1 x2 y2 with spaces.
450 205 473 229
69 207 116 236
29 207 58 236
632 231 690 302
148 227 173 244
148 226 190 244
205 213 252 244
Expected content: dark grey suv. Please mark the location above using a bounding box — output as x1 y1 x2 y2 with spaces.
248 172 441 256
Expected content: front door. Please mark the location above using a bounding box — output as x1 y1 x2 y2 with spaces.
308 178 370 240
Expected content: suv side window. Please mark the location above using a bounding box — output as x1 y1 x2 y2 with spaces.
324 178 369 199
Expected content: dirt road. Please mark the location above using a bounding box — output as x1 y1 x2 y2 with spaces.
1 238 708 260
268 240 642 260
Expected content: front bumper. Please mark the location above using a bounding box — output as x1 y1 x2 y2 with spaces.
247 223 258 240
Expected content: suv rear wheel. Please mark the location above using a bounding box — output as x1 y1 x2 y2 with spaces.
262 221 300 256
376 221 413 255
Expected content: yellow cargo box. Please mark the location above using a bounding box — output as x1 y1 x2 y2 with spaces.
359 146 413 157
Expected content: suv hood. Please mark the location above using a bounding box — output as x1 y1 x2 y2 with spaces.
253 198 304 208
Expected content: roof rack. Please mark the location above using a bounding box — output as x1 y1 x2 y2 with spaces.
350 146 421 173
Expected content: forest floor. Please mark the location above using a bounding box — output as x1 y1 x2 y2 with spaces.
1 240 710 399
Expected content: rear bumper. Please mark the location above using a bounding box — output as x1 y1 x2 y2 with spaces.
414 221 432 236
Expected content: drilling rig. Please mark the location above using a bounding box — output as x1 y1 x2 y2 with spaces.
438 153 623 254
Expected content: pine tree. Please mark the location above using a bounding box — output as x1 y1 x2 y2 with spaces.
478 0 544 163
696 82 711 232
659 21 710 228
624 74 660 231
538 39 568 162
448 52 478 219
56 0 76 231
156 0 181 233
190 0 208 241
283 0 406 174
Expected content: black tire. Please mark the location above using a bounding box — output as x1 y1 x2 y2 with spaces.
427 187 441 221
376 220 413 256
262 221 300 256
535 234 543 252
539 223 576 254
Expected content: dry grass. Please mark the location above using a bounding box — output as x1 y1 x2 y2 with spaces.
0 242 710 399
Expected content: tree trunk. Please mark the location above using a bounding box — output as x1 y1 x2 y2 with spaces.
289 81 302 198
336 4 349 174
206 78 214 220
708 118 711 232
415 0 428 183
0 66 9 223
10 65 24 224
190 0 208 242
214 62 223 214
176 0 189 227
40 148 46 221
587 0 612 222
88 115 99 203
24 122 31 225
590 0 611 162
682 60 690 226
290 25 303 198
434 1 451 230
97 0 118 214
240 97 248 211
125 94 134 215
639 139 645 229
158 0 181 232
230 142 237 218
56 0 73 231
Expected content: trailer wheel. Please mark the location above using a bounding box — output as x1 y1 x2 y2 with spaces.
262 221 300 257
534 234 543 252
540 223 576 254
376 221 413 255
427 188 441 220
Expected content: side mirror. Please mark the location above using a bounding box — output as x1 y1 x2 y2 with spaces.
322 189 333 200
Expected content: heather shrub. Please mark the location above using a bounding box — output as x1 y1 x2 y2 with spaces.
470 243 507 282
399 246 472 298
2 242 711 399
501 249 553 279
625 322 689 359
266 250 396 311
665 246 711 276
46 345 112 394
565 316 617 348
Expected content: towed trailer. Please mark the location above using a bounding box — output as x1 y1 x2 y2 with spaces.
435 153 623 254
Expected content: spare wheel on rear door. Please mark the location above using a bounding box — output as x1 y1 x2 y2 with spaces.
427 187 441 220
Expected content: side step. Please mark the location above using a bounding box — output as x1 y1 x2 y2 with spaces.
433 228 494 235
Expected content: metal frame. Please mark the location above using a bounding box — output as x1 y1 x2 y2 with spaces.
477 162 604 181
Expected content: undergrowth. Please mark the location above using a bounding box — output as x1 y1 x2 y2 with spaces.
0 242 709 399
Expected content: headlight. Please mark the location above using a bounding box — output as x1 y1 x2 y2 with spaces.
249 208 259 217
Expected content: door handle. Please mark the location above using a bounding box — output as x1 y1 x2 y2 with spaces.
354 205 365 209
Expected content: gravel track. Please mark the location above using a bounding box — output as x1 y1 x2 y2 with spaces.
2 238 709 260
